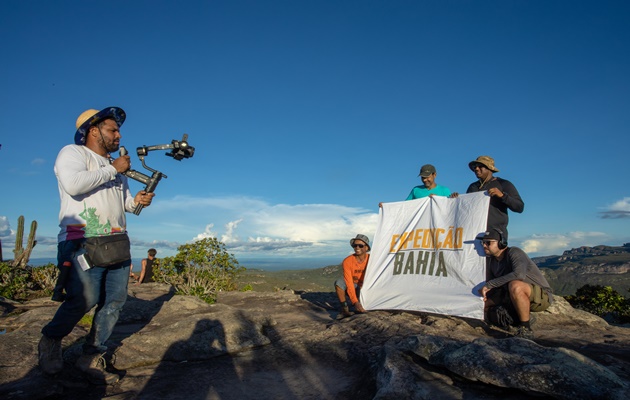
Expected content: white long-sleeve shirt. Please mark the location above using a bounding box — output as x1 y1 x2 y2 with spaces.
55 144 136 242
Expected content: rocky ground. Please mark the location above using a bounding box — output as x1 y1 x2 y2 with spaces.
1 282 629 399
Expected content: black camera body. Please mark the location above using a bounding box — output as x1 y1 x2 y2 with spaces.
121 134 195 215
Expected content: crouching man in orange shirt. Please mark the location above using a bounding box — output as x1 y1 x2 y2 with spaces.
334 234 370 318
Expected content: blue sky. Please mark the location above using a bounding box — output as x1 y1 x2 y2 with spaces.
1 1 629 268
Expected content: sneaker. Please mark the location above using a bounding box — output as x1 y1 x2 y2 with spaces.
75 353 119 385
38 335 63 375
513 325 535 340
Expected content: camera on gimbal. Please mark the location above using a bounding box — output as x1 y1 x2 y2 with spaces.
121 134 195 214
136 135 195 161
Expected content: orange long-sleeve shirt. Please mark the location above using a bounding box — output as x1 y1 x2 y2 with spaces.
342 254 369 305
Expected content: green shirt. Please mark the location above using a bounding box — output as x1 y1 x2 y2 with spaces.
406 184 451 200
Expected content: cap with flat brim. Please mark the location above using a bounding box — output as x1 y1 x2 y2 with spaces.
477 230 501 241
74 107 126 145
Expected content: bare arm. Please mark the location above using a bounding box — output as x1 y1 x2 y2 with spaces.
136 259 148 285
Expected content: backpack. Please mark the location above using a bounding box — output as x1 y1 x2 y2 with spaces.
487 305 517 329
484 281 520 329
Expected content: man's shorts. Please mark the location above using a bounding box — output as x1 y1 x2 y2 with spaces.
334 278 359 292
529 284 551 312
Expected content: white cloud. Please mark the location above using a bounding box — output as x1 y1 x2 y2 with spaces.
0 216 11 237
221 219 242 244
519 231 608 256
31 158 46 165
599 197 630 219
193 224 218 241
241 203 377 242
154 196 379 258
130 238 181 251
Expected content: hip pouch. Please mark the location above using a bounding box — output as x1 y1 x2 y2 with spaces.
84 233 131 267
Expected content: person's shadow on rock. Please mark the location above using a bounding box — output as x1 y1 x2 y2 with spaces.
300 291 339 319
135 318 246 399
107 284 175 353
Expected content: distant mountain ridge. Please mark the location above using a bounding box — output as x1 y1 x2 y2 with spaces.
25 244 630 297
532 243 630 267
532 243 630 296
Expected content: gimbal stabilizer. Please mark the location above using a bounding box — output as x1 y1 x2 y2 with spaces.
120 134 195 215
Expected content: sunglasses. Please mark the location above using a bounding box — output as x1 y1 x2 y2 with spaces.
352 243 366 248
481 240 496 246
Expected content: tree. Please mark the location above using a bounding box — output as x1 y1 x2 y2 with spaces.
155 238 244 303
565 284 630 324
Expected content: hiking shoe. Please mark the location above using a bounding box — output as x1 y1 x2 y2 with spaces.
338 306 353 319
75 353 119 385
513 326 535 340
38 335 63 375
529 313 537 327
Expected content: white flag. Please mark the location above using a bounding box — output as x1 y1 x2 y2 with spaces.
361 192 490 320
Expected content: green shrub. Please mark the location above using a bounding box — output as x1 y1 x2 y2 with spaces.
1 237 245 305
0 262 30 300
30 263 59 295
154 238 244 303
565 284 630 324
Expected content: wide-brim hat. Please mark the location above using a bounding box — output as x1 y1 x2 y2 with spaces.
468 155 499 172
350 234 371 250
74 107 126 145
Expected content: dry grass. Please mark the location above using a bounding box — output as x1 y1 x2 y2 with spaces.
236 265 341 293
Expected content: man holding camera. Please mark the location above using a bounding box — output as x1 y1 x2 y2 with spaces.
38 107 154 384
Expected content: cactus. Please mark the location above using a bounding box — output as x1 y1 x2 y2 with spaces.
24 220 38 266
12 215 38 269
13 215 24 260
